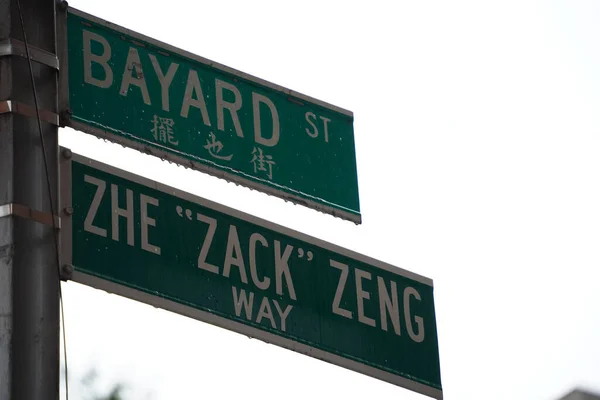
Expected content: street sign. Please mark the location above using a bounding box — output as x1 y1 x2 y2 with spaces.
60 151 442 399
61 7 361 223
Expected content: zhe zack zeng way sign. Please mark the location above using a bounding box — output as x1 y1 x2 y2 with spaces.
61 7 361 223
60 151 443 399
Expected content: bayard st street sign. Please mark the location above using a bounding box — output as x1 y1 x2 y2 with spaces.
61 8 361 223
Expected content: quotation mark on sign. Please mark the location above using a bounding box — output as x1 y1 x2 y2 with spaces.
297 248 313 261
176 205 193 220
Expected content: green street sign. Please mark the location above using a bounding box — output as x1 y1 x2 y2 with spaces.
60 151 442 399
61 8 361 223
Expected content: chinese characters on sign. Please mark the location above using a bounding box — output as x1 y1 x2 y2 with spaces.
151 117 276 181
151 115 178 145
203 132 233 161
250 146 275 180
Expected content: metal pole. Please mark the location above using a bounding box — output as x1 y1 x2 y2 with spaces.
0 0 60 398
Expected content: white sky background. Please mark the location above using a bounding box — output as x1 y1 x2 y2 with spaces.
58 1 600 399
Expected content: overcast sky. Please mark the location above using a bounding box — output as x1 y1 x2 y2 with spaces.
58 1 600 399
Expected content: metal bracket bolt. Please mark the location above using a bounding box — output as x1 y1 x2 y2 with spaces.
63 206 74 216
61 148 72 160
60 263 74 281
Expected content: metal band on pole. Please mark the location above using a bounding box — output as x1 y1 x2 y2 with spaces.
0 203 61 229
0 38 60 69
0 100 60 126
